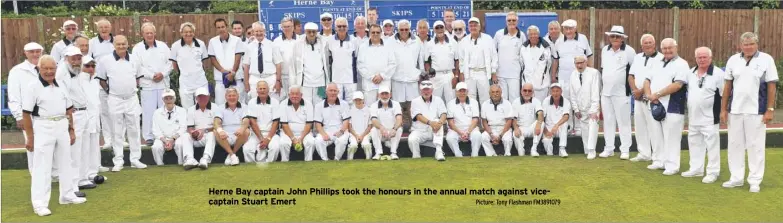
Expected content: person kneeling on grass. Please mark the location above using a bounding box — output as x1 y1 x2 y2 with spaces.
151 89 188 165
347 91 373 160
184 87 218 170
214 87 250 166
314 83 351 161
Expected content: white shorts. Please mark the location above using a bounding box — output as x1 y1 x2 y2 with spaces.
392 81 419 102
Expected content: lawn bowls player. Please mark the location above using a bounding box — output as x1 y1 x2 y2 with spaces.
424 20 460 103
243 22 283 101
134 22 173 146
460 17 498 103
232 20 249 102
512 83 544 157
445 82 482 157
214 87 250 166
451 20 466 42
171 22 210 109
151 89 188 166
326 17 360 102
347 92 373 160
568 55 601 159
681 47 725 183
95 35 147 171
73 36 90 57
644 38 689 176
366 7 379 26
520 25 553 102
599 25 636 160
183 87 218 170
79 56 108 183
443 9 456 38
382 19 395 42
720 32 778 193
292 22 329 105
370 86 403 160
314 83 351 160
88 19 115 59
320 12 334 38
357 24 397 104
408 80 448 161
23 55 85 216
544 21 563 85
541 83 571 157
392 19 426 128
273 17 299 101
416 19 431 44
209 18 246 105
8 42 44 175
352 16 370 47
242 81 282 163
555 19 592 100
279 86 317 161
628 34 663 162
480 85 513 156
51 20 79 63
493 11 527 101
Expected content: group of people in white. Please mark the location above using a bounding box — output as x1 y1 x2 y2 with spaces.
7 8 777 216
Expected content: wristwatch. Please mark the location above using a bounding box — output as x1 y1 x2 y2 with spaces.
768 108 775 112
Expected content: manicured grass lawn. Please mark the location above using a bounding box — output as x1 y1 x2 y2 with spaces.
2 149 782 222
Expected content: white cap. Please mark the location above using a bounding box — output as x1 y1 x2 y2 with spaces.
64 46 82 56
433 20 445 28
81 56 95 65
562 19 577 28
304 22 319 30
468 17 480 24
23 42 43 51
162 89 177 99
604 25 628 38
419 80 434 90
455 82 467 91
195 87 210 96
382 19 394 27
62 20 78 29
352 91 364 100
320 12 333 20
379 86 391 94
550 83 562 89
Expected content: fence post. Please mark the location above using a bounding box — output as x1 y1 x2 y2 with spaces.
503 7 509 13
589 7 595 67
228 10 235 23
133 12 141 35
672 7 679 42
753 6 760 34
36 14 45 43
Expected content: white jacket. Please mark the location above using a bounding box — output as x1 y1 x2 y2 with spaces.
459 33 498 79
7 61 39 121
292 36 329 87
357 39 397 91
568 67 601 115
520 38 552 91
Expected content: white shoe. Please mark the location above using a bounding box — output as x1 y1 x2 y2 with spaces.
531 151 540 157
586 151 596 160
629 156 650 162
519 150 526 157
101 143 112 150
98 166 110 172
34 207 51 216
558 148 568 158
123 142 130 147
60 197 87 205
504 153 511 156
130 161 147 169
722 180 744 188
231 154 240 165
111 166 123 172
348 146 357 155
51 177 59 183
662 169 679 176
183 159 198 170
681 170 704 178
702 175 718 184
647 163 664 170
372 154 381 160
435 152 446 161
619 153 629 160
390 153 399 160
599 150 614 158
198 158 209 169
749 185 760 193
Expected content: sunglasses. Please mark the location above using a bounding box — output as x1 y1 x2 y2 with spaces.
698 76 705 88
610 35 624 39
370 31 381 34
522 89 533 93
65 27 77 31
434 26 444 29
84 64 95 68
306 31 318 34
321 18 332 22
399 28 410 32
337 25 347 28
507 19 517 22
453 28 463 32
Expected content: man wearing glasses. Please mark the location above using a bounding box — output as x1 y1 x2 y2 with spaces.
451 20 466 43
51 20 80 63
382 19 396 42
599 26 636 160
150 89 188 166
459 17 497 104
293 23 329 105
408 81 448 161
357 24 397 104
494 12 526 101
568 56 601 159
326 17 359 102
425 20 460 103
273 18 298 101
512 83 544 157
320 13 334 38
391 20 425 126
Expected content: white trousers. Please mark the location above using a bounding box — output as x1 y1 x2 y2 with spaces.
392 81 419 102
662 113 685 171
445 128 482 157
183 132 216 163
542 125 568 154
533 88 549 103
248 75 288 102
408 128 444 158
151 137 187 165
576 116 600 153
31 119 78 209
498 77 520 101
687 124 720 176
178 84 208 110
71 110 93 188
513 125 542 156
315 129 350 160
431 72 455 103
141 89 164 141
348 134 372 160
99 90 114 146
371 128 402 155
278 134 317 161
634 100 653 159
727 114 765 186
481 126 510 156
242 133 281 163
647 114 664 166
466 72 490 103
85 132 100 179
364 90 378 105
214 80 245 105
301 86 323 106
108 95 142 167
336 83 357 103
601 95 632 153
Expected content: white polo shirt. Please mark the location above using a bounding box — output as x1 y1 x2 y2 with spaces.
170 38 209 91
542 96 571 129
152 105 188 139
315 99 349 131
555 33 592 79
273 34 299 75
481 99 514 128
208 35 245 81
370 100 402 128
725 51 779 115
82 72 102 132
96 51 141 98
216 103 246 133
349 105 371 132
647 56 690 114
392 35 424 83
512 97 543 128
351 32 370 54
7 61 40 120
687 65 726 126
133 40 172 90
187 103 218 130
22 77 72 118
544 33 564 59
520 38 553 90
411 96 447 131
494 28 526 78
244 96 281 134
357 40 396 90
280 99 315 135
51 37 76 63
326 34 358 84
600 44 636 96
243 38 282 78
629 51 663 92
459 33 498 76
426 37 459 72
446 97 480 130
89 34 115 59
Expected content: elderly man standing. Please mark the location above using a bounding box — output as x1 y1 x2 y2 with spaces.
425 20 460 103
445 82 481 157
481 85 513 157
644 38 690 176
293 22 329 105
314 83 351 160
494 12 526 101
243 81 281 163
370 86 403 160
392 20 426 129
89 19 115 59
681 47 725 183
352 16 370 45
51 20 80 63
320 13 335 38
521 25 553 102
408 81 448 161
243 22 283 101
326 17 360 102
721 32 777 193
599 26 635 159
134 22 173 146
96 35 147 171
209 18 246 105
279 87 318 161
569 56 601 159
512 83 544 157
8 42 44 174
79 56 107 184
150 89 188 166
541 83 571 157
358 24 397 104
273 17 299 101
628 34 663 162
554 19 592 114
460 17 498 103
451 20 467 43
544 20 563 79
382 20 396 42
171 22 210 110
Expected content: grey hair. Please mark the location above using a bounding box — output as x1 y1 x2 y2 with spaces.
574 55 587 62
640 34 655 43
452 19 465 28
740 32 759 44
397 19 411 28
527 25 540 34
38 55 56 68
354 16 366 25
289 86 302 94
281 17 293 24
661 38 677 48
335 17 348 25
180 22 196 32
253 22 265 30
417 19 429 29
695 46 713 57
141 22 156 32
507 11 518 18
225 87 240 96
548 20 561 30
95 19 111 26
